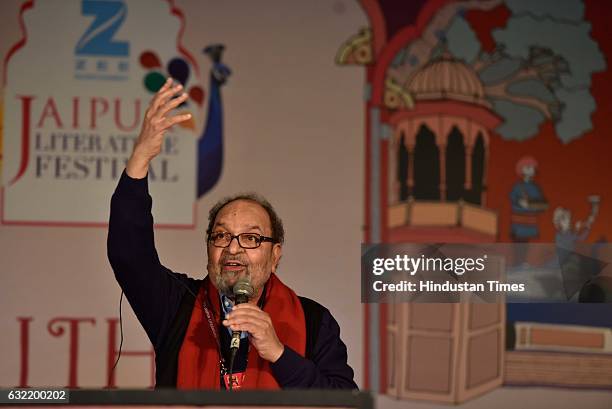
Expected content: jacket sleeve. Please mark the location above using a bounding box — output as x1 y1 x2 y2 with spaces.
107 170 194 350
270 308 358 389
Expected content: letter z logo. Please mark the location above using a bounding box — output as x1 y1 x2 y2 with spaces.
76 0 129 57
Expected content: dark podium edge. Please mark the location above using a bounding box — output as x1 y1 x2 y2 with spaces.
59 390 374 409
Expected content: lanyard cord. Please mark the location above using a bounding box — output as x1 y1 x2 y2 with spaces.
202 287 229 377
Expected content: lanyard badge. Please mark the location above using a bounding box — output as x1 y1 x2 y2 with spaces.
223 372 246 390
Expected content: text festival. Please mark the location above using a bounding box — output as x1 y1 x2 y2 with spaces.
17 95 179 182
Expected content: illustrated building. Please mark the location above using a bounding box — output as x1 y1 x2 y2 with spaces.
337 0 612 403
337 18 506 404
386 53 501 243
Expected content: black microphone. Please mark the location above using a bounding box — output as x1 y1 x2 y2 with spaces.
230 277 254 350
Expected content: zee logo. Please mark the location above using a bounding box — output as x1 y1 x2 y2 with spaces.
74 0 130 79
76 0 129 57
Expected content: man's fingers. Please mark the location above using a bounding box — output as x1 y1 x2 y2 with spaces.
149 78 174 110
224 314 268 326
232 304 269 315
233 304 262 312
150 83 183 114
223 318 264 329
159 77 173 93
224 310 268 326
226 308 271 322
158 92 189 117
162 113 192 129
223 320 266 336
224 306 274 336
227 308 263 318
223 312 270 333
158 83 184 106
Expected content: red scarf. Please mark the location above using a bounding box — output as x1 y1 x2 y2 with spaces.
176 273 306 389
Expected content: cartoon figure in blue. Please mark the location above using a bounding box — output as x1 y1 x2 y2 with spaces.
509 156 548 242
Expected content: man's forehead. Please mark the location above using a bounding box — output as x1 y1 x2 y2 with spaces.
213 199 272 231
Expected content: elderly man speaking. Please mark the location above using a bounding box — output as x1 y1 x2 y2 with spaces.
107 78 356 390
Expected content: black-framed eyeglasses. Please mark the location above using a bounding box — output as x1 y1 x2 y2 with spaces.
208 231 278 249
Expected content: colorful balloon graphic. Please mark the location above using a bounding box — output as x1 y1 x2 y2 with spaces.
139 51 162 69
167 58 189 85
189 86 205 106
141 54 204 112
144 72 166 93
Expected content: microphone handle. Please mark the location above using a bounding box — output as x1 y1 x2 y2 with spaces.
230 293 249 350
230 331 241 350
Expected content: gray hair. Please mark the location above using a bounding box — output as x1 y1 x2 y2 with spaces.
206 193 285 244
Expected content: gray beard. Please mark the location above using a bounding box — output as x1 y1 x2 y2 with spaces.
213 270 252 297
209 262 268 298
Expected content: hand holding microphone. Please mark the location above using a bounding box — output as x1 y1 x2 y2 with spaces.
223 277 285 363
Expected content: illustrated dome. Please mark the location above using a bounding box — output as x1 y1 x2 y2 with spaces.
406 54 490 108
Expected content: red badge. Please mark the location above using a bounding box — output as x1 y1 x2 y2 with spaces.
224 372 246 390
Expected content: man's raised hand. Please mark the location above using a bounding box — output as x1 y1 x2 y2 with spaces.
126 78 191 179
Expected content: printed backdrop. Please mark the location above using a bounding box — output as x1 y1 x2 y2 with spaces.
0 0 365 390
2 0 205 226
2 1 612 408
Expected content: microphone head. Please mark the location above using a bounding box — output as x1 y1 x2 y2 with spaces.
233 277 254 304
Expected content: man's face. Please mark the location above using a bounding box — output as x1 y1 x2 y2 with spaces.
522 165 536 179
206 199 282 300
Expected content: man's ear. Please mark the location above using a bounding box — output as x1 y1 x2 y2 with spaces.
271 244 282 273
